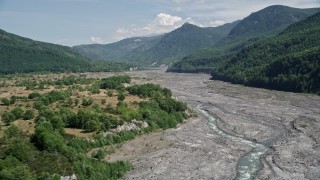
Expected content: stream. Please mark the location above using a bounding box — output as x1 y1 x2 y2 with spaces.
197 107 270 180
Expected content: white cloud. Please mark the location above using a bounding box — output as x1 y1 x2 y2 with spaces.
114 12 229 41
114 13 185 40
90 36 104 44
172 0 192 5
156 13 182 26
113 0 320 42
209 20 225 27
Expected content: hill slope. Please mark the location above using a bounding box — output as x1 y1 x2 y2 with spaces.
73 21 238 65
127 23 234 65
211 12 320 94
0 29 130 74
168 5 320 73
0 29 94 73
229 5 320 36
73 35 163 61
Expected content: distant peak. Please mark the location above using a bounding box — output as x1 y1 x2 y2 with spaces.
180 22 199 29
260 5 294 12
266 5 288 8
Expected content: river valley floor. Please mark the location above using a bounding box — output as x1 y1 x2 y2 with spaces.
90 69 320 180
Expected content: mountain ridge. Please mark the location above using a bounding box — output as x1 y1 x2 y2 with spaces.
168 5 320 73
211 11 320 94
229 5 320 36
0 29 130 74
73 21 239 65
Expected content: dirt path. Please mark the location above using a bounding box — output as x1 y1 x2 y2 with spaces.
117 69 320 179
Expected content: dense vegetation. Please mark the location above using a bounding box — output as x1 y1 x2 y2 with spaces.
74 22 239 65
168 5 320 73
211 12 320 94
124 23 234 65
229 5 320 36
0 74 188 179
100 75 131 90
0 29 131 74
73 36 163 62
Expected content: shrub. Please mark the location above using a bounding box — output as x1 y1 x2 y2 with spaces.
1 98 10 106
0 156 35 180
82 98 94 106
91 149 106 161
74 99 79 106
101 99 106 105
28 92 41 99
32 122 65 152
1 112 16 124
11 107 24 119
10 96 17 105
107 90 113 97
117 93 125 101
100 75 131 89
23 110 35 120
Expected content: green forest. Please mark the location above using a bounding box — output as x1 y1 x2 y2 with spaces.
211 12 320 94
0 29 131 74
168 7 320 94
0 74 188 179
168 6 320 74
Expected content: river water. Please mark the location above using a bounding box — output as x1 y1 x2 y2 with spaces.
198 107 270 180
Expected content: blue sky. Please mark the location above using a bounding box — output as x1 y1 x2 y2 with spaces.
0 0 319 46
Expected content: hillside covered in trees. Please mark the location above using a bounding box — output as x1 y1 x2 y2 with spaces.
168 5 320 73
211 12 320 94
0 74 188 179
0 29 130 74
73 21 239 65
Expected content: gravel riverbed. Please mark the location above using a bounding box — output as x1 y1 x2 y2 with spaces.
119 69 320 180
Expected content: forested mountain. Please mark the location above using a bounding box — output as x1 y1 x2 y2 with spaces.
73 35 163 62
126 23 229 65
0 29 130 74
229 5 320 36
168 5 320 73
211 12 320 94
73 21 239 65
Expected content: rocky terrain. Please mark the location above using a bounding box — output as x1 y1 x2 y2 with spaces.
103 69 319 180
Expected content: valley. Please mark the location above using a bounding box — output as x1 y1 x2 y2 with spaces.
0 69 319 179
0 71 189 179
117 69 320 179
1 2 319 179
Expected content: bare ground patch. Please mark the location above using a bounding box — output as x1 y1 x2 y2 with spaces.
64 128 95 138
105 131 171 162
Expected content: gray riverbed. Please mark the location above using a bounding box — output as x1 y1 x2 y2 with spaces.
96 69 320 180
198 107 269 180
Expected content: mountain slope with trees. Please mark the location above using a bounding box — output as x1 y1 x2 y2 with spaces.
229 5 320 36
73 21 239 65
126 22 237 65
211 12 320 94
73 35 163 62
168 5 320 73
0 29 130 74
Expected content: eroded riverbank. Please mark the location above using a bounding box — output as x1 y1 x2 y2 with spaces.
99 69 320 179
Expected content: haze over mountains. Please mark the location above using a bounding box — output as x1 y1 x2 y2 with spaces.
169 5 320 72
73 21 240 65
74 5 319 67
0 5 319 93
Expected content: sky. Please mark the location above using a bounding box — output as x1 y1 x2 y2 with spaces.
0 0 319 46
